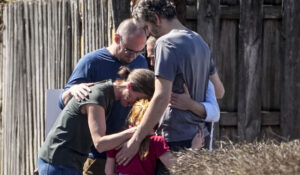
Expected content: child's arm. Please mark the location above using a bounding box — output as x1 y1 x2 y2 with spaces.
159 151 176 169
105 157 117 175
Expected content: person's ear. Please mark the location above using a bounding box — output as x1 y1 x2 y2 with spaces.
114 33 121 43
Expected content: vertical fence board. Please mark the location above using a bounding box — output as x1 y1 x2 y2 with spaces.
2 5 8 174
97 0 102 48
291 0 300 139
57 1 62 87
91 0 95 51
197 0 221 141
197 0 219 52
220 126 238 141
173 0 186 25
0 4 4 175
261 20 281 110
103 0 109 46
3 4 13 175
12 4 18 175
107 0 114 45
260 19 282 140
70 0 80 68
17 3 25 174
111 0 130 29
37 1 43 149
61 0 66 87
238 0 263 141
63 0 72 84
217 19 238 112
82 0 87 55
24 2 34 174
217 19 239 140
281 0 300 140
94 0 98 49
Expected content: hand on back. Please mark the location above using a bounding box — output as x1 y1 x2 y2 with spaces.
70 83 94 102
169 84 193 111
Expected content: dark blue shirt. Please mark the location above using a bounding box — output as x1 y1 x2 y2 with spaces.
59 48 148 158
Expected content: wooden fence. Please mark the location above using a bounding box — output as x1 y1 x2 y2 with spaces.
0 0 300 174
183 0 300 142
0 0 130 174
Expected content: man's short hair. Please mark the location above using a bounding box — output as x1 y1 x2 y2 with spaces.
132 0 177 24
116 18 145 40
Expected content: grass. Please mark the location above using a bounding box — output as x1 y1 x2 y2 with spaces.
171 140 300 175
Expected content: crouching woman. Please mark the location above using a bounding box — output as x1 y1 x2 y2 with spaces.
37 67 155 175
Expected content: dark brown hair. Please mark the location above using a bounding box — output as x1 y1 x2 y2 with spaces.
132 0 177 24
118 66 155 98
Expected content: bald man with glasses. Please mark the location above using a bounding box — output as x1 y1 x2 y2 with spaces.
58 18 148 175
119 36 145 56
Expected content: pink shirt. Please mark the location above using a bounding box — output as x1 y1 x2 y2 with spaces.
107 135 170 175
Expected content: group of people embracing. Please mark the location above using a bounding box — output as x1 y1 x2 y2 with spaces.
37 0 225 175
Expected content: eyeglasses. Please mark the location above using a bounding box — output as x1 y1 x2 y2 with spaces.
120 36 145 55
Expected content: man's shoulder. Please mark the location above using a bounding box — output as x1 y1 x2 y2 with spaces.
80 48 114 63
157 29 202 45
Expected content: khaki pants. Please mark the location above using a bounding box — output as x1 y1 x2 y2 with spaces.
83 157 106 175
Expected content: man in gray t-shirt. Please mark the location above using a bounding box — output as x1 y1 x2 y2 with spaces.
155 29 214 143
115 0 223 168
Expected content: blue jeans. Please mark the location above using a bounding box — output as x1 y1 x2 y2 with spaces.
38 158 81 175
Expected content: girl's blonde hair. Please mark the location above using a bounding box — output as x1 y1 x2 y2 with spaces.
128 99 150 160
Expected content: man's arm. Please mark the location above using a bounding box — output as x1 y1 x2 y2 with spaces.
170 81 220 122
116 77 172 165
209 72 225 99
170 83 206 117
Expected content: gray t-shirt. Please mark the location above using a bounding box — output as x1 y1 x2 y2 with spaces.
39 80 115 171
155 29 215 142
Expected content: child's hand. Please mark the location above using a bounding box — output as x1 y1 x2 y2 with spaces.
191 130 205 150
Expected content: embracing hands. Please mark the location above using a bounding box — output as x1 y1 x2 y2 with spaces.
169 83 194 110
115 136 141 166
69 83 94 102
